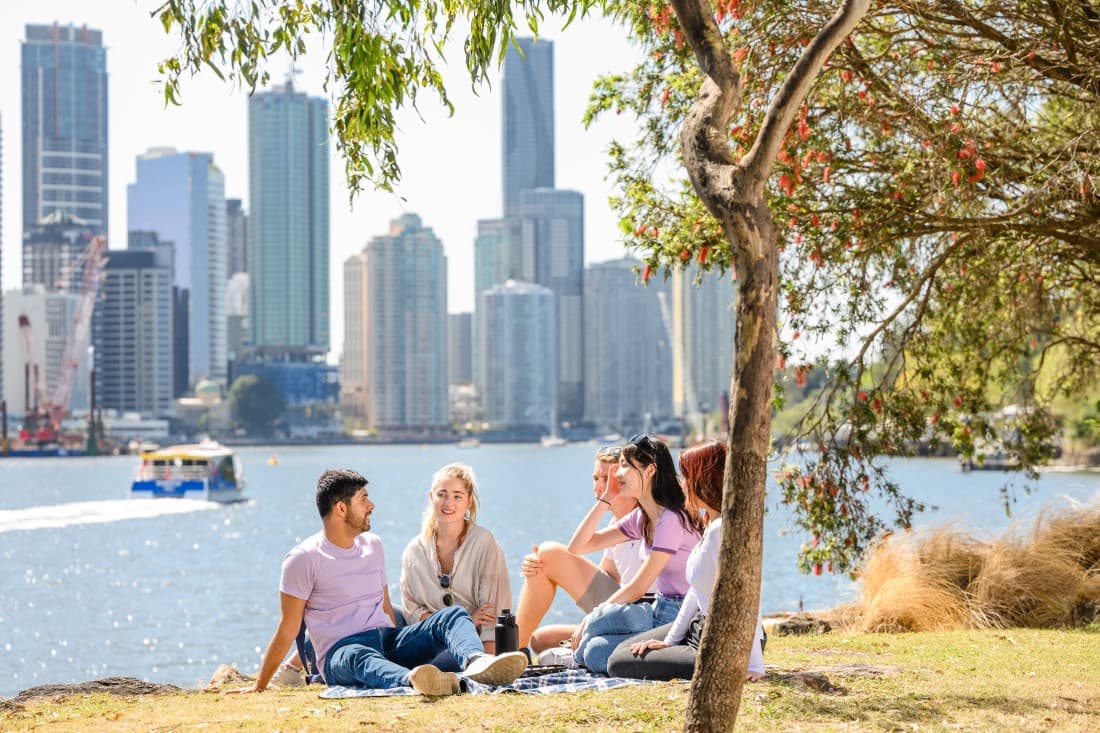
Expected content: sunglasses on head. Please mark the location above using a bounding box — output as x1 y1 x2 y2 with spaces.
439 574 453 607
596 445 622 460
628 434 659 453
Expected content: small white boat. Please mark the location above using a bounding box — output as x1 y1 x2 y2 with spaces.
457 438 480 449
540 435 568 447
130 440 246 503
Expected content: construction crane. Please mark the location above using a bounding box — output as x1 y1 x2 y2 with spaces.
46 235 108 430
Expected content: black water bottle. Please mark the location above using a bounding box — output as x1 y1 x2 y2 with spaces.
494 608 518 653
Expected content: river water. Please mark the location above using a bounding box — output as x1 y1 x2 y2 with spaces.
0 443 1096 696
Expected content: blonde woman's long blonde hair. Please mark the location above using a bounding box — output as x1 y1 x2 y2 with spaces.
421 462 480 542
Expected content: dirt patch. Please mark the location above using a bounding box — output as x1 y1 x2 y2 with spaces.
765 611 836 636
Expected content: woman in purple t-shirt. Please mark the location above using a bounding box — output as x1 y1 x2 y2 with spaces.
565 434 702 674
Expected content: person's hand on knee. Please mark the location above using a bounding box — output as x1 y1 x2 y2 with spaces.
629 638 667 656
521 546 544 578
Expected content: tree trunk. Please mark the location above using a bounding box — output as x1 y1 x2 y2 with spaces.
684 202 777 732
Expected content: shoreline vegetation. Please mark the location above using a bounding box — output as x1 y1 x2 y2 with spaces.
4 506 1097 731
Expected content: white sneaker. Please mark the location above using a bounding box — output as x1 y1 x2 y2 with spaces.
408 664 460 696
270 663 305 688
537 646 578 669
463 651 528 686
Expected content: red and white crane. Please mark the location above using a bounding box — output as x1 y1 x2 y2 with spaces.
46 234 108 429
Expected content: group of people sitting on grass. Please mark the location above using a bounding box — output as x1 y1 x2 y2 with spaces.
230 435 765 697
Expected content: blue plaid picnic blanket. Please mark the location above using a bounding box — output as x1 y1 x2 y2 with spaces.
319 670 650 698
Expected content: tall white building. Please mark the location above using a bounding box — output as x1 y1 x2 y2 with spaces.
481 280 556 431
348 214 448 433
127 147 227 388
672 265 737 421
583 258 673 433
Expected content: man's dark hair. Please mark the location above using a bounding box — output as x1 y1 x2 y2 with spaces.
316 469 368 518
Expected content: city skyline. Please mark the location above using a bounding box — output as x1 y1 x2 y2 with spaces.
0 3 646 364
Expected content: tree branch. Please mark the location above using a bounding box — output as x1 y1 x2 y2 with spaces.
666 0 743 229
741 0 872 183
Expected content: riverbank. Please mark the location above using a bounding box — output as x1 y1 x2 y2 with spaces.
3 628 1096 732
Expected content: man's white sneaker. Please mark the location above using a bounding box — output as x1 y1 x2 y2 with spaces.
408 664 460 696
463 651 528 686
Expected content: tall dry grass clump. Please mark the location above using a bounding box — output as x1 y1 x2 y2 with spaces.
851 502 1100 632
854 528 977 632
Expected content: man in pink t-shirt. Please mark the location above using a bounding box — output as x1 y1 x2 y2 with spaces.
226 469 527 696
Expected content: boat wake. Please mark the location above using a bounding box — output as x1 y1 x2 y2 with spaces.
0 499 221 533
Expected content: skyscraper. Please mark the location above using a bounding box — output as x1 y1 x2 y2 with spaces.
127 148 227 388
584 258 672 432
340 251 369 419
474 218 519 303
226 198 248 277
21 24 108 233
672 265 737 422
22 211 96 293
481 280 555 431
502 38 554 216
96 248 174 416
448 312 472 386
472 217 522 395
517 188 585 426
226 272 249 365
355 214 448 433
248 81 329 359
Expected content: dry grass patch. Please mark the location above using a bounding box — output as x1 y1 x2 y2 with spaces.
850 502 1100 632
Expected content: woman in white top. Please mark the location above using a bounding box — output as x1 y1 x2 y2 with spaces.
400 463 511 668
606 439 765 681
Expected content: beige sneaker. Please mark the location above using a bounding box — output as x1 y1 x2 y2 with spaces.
270 662 305 688
463 651 528 686
408 664 460 696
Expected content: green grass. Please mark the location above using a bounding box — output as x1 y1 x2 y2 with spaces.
4 628 1097 732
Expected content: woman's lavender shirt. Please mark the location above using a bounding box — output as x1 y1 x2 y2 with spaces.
616 508 700 596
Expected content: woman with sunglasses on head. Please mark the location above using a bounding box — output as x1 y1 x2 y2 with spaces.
569 434 703 675
400 463 511 669
606 439 765 682
514 445 652 658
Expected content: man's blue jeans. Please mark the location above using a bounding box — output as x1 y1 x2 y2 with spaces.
575 594 683 675
323 606 484 688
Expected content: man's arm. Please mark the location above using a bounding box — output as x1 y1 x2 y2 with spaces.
225 592 306 694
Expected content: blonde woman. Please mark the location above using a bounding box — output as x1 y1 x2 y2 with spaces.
400 463 511 669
